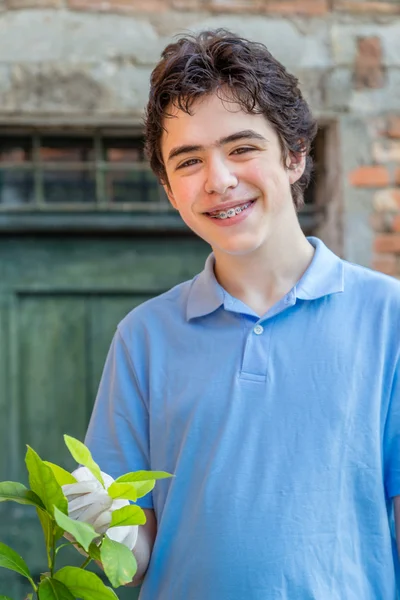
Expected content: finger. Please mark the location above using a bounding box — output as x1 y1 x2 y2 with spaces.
62 481 100 497
76 500 112 525
68 491 103 514
110 498 129 512
101 471 115 489
72 466 97 482
92 510 112 534
69 493 113 522
125 526 139 550
107 524 138 550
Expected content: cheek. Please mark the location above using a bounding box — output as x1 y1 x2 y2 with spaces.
245 162 286 193
169 174 203 211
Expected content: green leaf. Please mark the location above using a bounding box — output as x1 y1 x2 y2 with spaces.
54 567 118 599
54 525 64 542
110 505 146 527
107 482 137 502
53 506 98 552
37 508 54 569
38 577 75 600
43 462 77 487
63 436 104 487
133 480 156 499
115 470 173 482
100 536 137 588
0 481 45 509
25 446 68 517
0 541 32 581
0 595 15 599
88 542 101 562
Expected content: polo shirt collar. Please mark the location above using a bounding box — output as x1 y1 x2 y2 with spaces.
186 236 344 320
295 236 344 300
186 253 224 320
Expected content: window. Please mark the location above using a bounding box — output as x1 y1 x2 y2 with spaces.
0 130 167 210
301 125 331 236
0 125 338 236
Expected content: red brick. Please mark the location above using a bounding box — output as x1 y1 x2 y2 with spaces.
67 0 168 12
171 0 203 9
175 0 328 12
354 37 385 90
208 0 264 13
334 1 400 14
264 0 329 15
374 234 400 253
7 0 61 6
388 117 400 139
349 166 390 188
371 253 397 275
391 216 400 233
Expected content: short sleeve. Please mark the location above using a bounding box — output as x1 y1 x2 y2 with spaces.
384 356 400 499
85 328 153 509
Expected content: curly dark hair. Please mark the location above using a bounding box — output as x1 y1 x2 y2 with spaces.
144 29 318 209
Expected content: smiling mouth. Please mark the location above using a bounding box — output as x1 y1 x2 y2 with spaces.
206 199 256 219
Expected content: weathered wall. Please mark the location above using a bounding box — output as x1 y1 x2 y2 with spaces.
0 0 400 272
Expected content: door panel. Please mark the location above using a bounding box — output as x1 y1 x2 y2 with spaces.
0 234 209 598
18 294 88 477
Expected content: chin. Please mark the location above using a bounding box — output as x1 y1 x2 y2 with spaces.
213 241 264 257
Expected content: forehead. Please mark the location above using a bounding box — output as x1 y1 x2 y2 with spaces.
160 92 275 158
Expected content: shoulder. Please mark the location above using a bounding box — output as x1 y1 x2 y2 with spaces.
343 259 400 293
343 259 400 310
117 276 197 339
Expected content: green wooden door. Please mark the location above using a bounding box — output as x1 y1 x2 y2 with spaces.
0 234 209 598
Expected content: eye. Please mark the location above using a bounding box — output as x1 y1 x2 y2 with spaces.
176 158 200 170
231 146 256 155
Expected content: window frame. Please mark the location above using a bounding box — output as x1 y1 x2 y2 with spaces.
0 127 169 212
0 124 335 236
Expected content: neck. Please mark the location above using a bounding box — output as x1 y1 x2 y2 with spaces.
213 222 315 317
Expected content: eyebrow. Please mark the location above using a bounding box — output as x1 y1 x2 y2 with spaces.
166 129 268 164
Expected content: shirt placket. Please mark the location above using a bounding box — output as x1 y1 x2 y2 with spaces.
239 291 296 383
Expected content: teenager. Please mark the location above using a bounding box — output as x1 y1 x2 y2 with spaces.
63 29 400 599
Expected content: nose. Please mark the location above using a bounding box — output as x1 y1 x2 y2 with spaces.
204 154 238 195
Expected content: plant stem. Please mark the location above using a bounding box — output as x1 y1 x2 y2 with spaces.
28 576 38 593
55 541 76 555
79 556 92 569
50 530 56 577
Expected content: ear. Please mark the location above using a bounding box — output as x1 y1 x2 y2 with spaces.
285 151 306 185
163 182 178 210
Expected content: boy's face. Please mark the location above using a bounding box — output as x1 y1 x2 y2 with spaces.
160 91 305 258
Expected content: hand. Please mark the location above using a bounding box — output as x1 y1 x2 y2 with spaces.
62 466 138 551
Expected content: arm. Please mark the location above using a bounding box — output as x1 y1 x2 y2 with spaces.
126 508 157 586
394 496 400 558
94 507 157 587
65 475 157 586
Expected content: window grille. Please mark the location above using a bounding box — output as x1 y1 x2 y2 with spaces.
0 131 168 211
0 126 331 234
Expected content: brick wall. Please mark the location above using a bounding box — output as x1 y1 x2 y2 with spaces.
349 116 400 276
4 0 400 15
0 0 400 274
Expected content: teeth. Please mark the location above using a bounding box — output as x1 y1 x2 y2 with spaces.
212 201 252 219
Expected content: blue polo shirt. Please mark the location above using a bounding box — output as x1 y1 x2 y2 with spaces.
86 237 400 599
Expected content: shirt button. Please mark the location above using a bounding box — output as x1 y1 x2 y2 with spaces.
253 325 264 335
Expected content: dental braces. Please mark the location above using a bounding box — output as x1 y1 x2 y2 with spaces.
213 201 252 219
